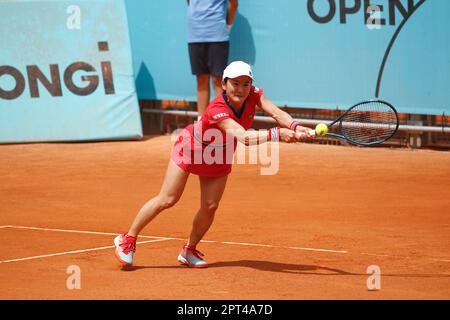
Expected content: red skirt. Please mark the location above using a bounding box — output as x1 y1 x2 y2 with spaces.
171 125 235 177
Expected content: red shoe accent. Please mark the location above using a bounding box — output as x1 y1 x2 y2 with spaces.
178 244 208 268
120 234 137 255
183 244 205 260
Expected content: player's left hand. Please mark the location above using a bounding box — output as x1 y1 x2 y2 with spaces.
295 126 315 141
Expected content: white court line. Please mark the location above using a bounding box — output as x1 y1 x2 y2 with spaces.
360 252 392 257
5 225 181 240
4 225 346 254
222 241 275 248
3 225 449 263
221 241 348 254
431 259 450 263
0 238 170 264
287 246 348 254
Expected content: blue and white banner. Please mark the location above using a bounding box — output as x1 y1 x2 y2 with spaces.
0 0 142 143
126 0 450 115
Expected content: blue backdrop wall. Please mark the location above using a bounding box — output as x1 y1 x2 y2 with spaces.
125 0 450 115
0 0 142 143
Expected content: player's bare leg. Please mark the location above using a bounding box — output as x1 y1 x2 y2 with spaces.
115 160 189 266
178 175 228 268
189 175 228 245
196 74 210 117
127 160 189 237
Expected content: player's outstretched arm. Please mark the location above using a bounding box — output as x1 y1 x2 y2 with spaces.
257 94 314 139
216 118 298 145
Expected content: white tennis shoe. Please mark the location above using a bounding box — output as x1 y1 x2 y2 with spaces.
114 233 136 267
177 244 208 268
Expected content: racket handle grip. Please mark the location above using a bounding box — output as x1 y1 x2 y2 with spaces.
298 130 316 137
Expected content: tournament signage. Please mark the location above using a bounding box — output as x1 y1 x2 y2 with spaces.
0 0 142 143
306 0 416 25
126 0 449 115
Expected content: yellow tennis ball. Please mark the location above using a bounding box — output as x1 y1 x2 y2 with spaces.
315 123 328 136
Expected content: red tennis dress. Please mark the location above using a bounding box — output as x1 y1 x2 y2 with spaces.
172 86 263 177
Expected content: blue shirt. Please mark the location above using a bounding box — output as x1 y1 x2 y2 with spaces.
187 0 229 43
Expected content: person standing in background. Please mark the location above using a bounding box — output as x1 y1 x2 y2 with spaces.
187 0 238 120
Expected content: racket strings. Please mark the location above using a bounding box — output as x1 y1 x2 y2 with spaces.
340 101 398 144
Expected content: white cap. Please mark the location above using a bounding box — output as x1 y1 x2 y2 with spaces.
222 61 254 81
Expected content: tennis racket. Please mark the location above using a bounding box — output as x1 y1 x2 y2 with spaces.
302 100 399 146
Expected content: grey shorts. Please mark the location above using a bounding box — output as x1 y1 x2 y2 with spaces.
188 41 229 76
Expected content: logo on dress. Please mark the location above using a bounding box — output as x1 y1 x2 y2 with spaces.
212 113 229 120
254 87 260 93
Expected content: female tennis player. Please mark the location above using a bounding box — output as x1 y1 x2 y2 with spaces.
114 61 314 268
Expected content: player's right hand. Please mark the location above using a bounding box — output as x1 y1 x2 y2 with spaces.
294 126 315 141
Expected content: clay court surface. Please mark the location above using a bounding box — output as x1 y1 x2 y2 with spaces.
0 135 449 300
